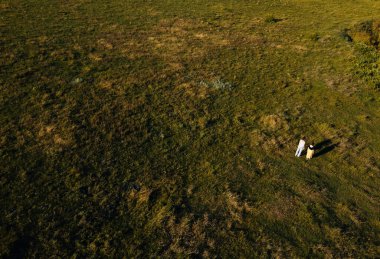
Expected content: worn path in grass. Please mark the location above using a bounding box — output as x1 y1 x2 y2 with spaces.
1 0 380 257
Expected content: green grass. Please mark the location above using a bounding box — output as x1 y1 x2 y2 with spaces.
1 0 380 257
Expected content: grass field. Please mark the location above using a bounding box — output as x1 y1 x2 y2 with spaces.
1 0 380 257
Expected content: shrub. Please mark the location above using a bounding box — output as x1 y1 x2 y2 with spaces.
353 43 380 89
347 20 380 48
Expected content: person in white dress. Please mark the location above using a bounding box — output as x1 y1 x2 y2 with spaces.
295 138 306 157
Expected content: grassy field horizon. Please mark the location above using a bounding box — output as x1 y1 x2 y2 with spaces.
1 0 380 257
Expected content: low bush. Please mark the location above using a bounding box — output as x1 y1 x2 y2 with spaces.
347 20 380 48
353 43 380 89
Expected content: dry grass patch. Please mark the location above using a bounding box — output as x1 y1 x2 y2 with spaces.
97 78 132 95
37 35 49 44
224 190 253 225
249 130 284 153
316 123 339 140
292 45 308 52
260 114 289 131
98 80 114 90
116 35 147 59
249 130 266 147
148 18 233 63
97 39 114 50
167 62 184 72
335 203 362 225
259 194 297 221
293 182 326 203
253 115 293 153
311 244 334 258
0 3 10 10
37 123 74 153
166 214 214 256
176 82 210 99
89 53 103 62
324 76 356 94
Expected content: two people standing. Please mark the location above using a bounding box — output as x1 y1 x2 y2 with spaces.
295 137 315 160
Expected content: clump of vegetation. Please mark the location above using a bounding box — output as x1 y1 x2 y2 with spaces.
347 20 380 89
353 43 380 89
347 20 380 48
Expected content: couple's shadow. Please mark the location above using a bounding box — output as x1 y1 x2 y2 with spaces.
313 139 339 158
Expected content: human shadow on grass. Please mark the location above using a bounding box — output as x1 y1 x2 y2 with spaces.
313 139 339 158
